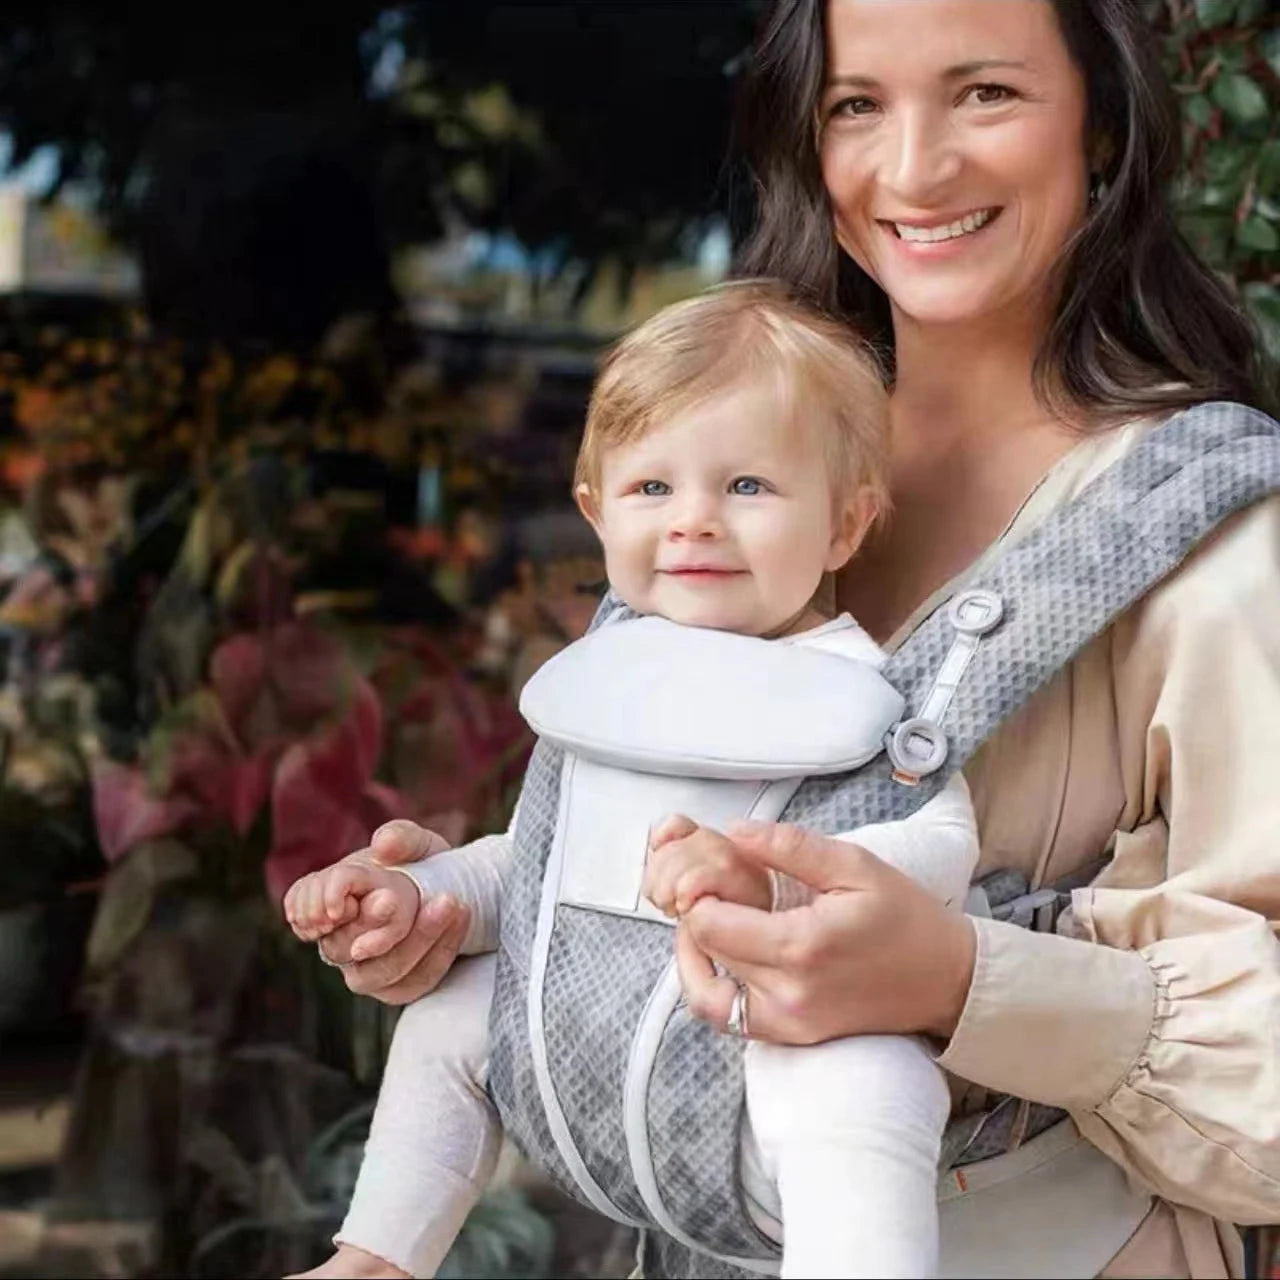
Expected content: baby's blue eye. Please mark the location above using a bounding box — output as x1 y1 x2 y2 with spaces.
639 480 671 496
730 476 764 495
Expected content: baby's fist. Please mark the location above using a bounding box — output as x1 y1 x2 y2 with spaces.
643 816 773 918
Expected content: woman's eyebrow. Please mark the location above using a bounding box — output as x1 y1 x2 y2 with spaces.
943 58 1032 78
826 59 1030 91
826 74 880 90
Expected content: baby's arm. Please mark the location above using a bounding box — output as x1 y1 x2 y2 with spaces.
395 830 514 955
771 772 979 911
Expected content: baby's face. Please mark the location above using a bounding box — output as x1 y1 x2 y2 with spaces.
578 381 866 637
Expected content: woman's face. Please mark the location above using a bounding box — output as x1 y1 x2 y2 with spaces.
819 0 1090 330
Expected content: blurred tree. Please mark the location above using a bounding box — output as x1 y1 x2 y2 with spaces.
0 1 752 343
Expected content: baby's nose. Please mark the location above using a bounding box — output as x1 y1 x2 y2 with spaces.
669 494 723 539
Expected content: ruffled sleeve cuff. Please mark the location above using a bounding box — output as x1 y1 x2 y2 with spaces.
935 915 1158 1110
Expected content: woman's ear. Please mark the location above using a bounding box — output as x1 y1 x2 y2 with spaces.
574 482 604 538
825 484 881 573
1089 133 1116 180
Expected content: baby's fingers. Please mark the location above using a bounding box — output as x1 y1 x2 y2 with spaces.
642 850 680 918
322 863 372 922
673 865 725 917
288 875 331 939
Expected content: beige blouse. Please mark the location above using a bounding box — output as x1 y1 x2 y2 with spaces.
893 416 1280 1277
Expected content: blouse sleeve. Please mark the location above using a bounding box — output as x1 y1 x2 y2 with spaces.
937 496 1280 1225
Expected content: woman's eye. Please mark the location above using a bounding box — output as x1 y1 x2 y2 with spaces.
965 83 1015 105
730 476 765 496
638 480 670 497
829 95 880 120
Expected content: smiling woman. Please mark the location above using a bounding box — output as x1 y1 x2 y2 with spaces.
739 0 1262 417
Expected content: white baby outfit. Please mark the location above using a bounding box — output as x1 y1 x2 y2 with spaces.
336 614 979 1278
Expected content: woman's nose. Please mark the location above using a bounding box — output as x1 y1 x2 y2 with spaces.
882 106 962 203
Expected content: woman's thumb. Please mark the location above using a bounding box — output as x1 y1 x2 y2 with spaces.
369 820 451 866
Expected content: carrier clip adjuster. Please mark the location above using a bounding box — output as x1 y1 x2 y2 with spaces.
889 589 1005 785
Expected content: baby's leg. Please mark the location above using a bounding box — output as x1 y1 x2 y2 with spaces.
335 953 502 1279
745 1032 949 1279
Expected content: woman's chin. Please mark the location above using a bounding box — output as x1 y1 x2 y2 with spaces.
890 291 1006 331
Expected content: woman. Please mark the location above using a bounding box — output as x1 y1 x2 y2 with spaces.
322 0 1280 1274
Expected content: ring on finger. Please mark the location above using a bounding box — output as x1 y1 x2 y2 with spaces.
316 941 347 969
725 982 750 1038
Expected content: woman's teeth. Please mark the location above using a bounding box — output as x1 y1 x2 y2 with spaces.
894 209 995 243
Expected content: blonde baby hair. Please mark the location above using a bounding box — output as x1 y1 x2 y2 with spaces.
574 277 890 521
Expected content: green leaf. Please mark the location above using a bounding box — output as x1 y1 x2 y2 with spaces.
1194 0 1237 27
1178 211 1234 266
83 838 198 975
1206 141 1254 186
1184 93 1214 130
1210 73 1270 126
1215 42 1249 73
1178 211 1235 266
1198 184 1235 211
1243 283 1280 364
1236 215 1280 253
1259 140 1280 196
1262 29 1280 80
1235 0 1270 22
1244 282 1280 325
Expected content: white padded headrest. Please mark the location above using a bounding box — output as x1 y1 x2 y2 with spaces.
519 614 903 779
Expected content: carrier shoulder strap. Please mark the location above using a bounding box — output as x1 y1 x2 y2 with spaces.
886 399 1280 773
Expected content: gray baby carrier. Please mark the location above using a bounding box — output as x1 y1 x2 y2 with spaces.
487 402 1280 1279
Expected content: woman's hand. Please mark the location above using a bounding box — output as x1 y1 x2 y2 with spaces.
317 820 471 1006
675 820 977 1045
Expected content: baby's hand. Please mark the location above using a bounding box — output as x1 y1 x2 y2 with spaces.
284 861 422 961
643 814 772 918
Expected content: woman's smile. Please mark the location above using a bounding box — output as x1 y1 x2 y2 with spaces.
878 206 1003 259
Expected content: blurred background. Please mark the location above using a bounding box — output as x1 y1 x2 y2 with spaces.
0 2 1275 1277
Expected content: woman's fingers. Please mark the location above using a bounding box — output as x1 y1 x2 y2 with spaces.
725 821 876 893
337 896 455 992
348 888 413 961
366 903 472 1006
329 894 471 1001
674 923 738 1030
675 922 790 1044
368 821 453 866
681 894 802 972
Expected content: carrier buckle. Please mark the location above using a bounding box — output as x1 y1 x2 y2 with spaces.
891 589 1005 786
886 717 948 784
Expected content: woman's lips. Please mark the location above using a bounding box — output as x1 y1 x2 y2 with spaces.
878 207 1002 256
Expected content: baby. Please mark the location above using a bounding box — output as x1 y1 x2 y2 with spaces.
286 279 978 1279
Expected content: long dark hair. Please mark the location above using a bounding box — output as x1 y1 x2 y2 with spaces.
734 0 1269 419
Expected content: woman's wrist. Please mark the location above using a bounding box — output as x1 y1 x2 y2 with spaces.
923 911 977 1040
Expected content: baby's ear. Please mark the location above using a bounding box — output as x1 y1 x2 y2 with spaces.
574 482 604 537
826 484 881 572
